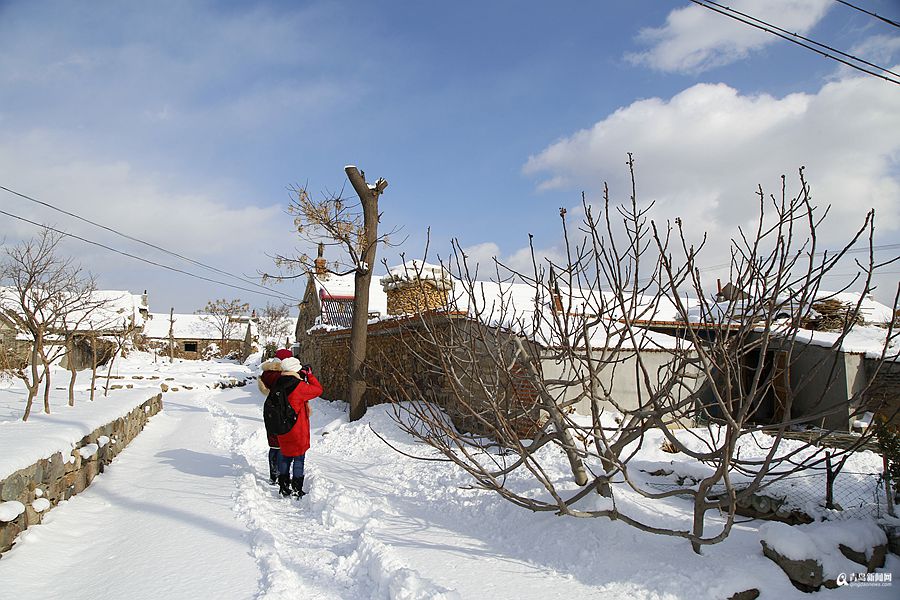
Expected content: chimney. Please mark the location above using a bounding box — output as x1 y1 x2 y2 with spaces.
717 278 722 294
550 267 563 313
314 242 327 277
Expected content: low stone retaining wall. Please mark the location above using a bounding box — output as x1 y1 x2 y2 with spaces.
0 393 163 556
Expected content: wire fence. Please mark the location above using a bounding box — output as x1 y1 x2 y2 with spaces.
646 469 896 522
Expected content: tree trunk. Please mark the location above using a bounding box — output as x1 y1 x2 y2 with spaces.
344 166 386 422
42 363 51 414
24 335 42 420
104 346 118 397
348 269 373 421
90 334 97 401
67 338 77 406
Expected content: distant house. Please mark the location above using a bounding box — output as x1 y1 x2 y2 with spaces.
0 288 149 369
142 312 258 361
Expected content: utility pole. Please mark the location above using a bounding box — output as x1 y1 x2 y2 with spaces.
168 307 175 364
344 165 387 422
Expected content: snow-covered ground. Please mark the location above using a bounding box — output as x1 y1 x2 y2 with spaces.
0 352 896 599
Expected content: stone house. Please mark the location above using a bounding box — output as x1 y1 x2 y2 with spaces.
296 260 699 434
141 312 257 361
0 288 149 369
295 260 899 435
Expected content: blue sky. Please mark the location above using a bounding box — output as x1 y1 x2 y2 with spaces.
1 0 898 312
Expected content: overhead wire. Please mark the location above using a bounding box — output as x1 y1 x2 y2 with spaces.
0 207 301 302
698 243 900 273
0 183 299 302
687 0 900 85
834 0 900 29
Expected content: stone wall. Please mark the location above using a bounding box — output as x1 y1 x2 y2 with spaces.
866 359 900 426
0 393 164 556
312 314 541 436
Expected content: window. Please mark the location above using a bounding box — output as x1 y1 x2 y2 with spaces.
183 341 198 352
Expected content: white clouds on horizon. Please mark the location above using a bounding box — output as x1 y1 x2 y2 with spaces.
627 0 832 73
520 67 900 299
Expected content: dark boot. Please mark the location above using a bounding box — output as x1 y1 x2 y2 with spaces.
291 476 305 499
277 474 291 497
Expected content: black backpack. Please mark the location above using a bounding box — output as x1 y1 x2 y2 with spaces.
263 377 300 436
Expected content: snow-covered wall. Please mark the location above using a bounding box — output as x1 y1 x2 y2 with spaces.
0 394 163 555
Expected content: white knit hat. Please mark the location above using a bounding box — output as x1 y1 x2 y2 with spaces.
280 357 301 372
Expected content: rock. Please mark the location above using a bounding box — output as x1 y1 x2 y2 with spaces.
868 544 887 571
109 384 123 390
24 505 41 527
165 377 174 381
728 589 760 600
838 543 867 566
160 383 169 392
885 525 900 557
126 384 133 389
48 452 64 482
183 385 193 390
131 375 143 379
170 387 179 392
761 540 824 592
0 472 26 501
0 520 22 554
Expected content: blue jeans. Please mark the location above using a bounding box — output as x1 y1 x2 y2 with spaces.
276 452 305 479
268 448 281 479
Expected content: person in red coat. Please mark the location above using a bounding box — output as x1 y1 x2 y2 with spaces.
258 348 294 484
274 357 323 498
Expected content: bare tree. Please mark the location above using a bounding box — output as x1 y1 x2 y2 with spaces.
256 302 292 346
103 319 137 397
197 298 249 352
0 229 106 420
380 158 900 553
269 165 393 421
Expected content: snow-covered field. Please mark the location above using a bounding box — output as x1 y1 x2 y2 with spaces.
0 352 896 599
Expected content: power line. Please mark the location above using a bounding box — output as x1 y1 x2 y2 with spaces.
699 243 900 273
688 0 900 85
0 183 297 301
835 0 900 29
0 208 301 302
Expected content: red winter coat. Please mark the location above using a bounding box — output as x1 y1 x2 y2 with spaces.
276 373 322 457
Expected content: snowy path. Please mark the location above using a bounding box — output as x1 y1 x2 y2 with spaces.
1 378 895 599
0 390 260 599
205 389 603 600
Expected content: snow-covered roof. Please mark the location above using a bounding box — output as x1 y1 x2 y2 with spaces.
446 280 688 350
0 287 146 332
792 325 899 360
380 261 453 291
143 313 253 341
312 273 389 317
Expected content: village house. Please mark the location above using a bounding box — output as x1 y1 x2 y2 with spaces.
294 258 899 435
0 288 149 369
295 259 701 434
141 311 258 361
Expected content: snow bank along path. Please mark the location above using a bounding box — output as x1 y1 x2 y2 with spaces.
1 363 897 599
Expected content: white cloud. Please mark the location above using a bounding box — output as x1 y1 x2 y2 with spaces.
0 130 290 309
523 68 900 299
627 0 832 73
